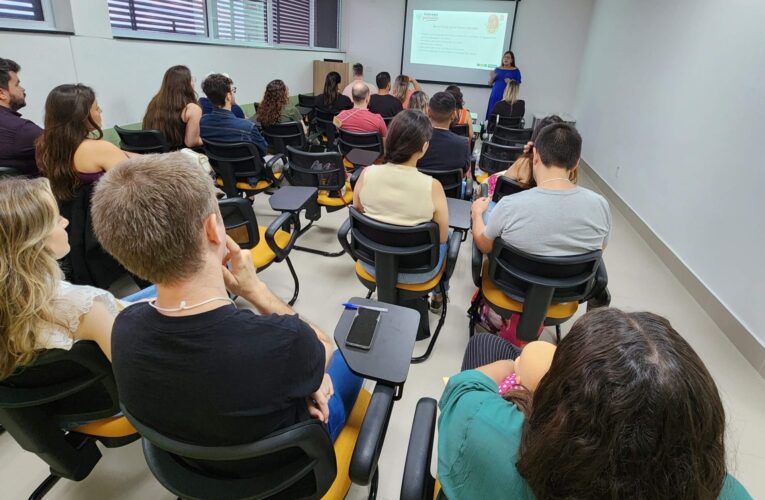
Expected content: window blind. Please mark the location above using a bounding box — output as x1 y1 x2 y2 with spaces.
214 0 267 43
108 0 207 36
272 0 309 46
0 0 43 21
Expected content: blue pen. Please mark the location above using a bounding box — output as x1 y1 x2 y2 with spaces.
342 302 389 313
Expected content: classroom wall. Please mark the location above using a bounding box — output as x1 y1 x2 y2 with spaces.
342 0 594 121
574 0 765 344
0 1 344 128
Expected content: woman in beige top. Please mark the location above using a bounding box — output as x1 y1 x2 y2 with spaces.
353 109 451 309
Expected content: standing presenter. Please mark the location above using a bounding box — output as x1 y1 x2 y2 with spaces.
486 50 521 119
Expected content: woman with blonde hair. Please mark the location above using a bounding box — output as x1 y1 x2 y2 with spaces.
407 90 429 113
143 65 202 148
0 178 130 379
490 78 525 123
391 74 422 109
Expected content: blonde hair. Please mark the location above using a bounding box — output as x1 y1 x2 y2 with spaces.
408 90 428 113
503 79 520 104
391 75 410 103
0 178 66 379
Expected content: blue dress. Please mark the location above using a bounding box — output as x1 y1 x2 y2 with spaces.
486 67 522 120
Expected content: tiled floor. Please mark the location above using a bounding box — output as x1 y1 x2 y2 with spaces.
1 171 763 499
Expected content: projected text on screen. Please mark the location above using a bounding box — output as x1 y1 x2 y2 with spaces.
410 10 508 71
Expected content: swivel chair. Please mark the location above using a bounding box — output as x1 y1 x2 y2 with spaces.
114 125 172 154
203 140 285 198
337 130 384 170
417 167 473 201
492 126 532 146
475 140 524 182
262 121 312 155
314 108 340 148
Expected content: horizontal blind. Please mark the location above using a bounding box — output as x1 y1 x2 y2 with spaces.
214 0 267 43
0 0 43 20
108 0 207 36
273 0 310 46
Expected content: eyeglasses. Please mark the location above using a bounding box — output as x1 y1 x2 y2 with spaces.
230 86 237 94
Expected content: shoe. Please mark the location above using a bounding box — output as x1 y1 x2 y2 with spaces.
429 293 443 314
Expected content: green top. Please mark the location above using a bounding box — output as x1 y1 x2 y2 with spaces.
251 103 303 125
437 370 752 500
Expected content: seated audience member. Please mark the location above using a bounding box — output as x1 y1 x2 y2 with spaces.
199 73 267 157
251 79 306 133
37 84 137 201
314 71 353 113
490 79 525 124
335 82 387 138
0 177 133 379
353 110 451 308
143 65 202 148
342 63 378 98
407 90 429 114
391 74 422 109
90 153 363 447
0 58 42 176
368 71 403 118
438 308 751 499
199 72 244 118
445 85 474 141
416 92 471 175
472 123 611 257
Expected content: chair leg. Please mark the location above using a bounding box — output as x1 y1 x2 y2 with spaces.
412 288 448 364
293 244 346 257
29 474 61 500
555 324 562 344
285 257 299 306
0 424 4 435
365 289 373 299
368 467 379 500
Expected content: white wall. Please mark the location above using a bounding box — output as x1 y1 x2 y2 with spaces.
574 0 765 343
343 0 594 121
0 2 344 128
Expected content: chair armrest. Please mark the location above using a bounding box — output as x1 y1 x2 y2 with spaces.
349 166 364 191
444 230 463 281
265 212 298 261
337 218 356 260
471 241 483 288
400 398 438 500
464 178 474 201
349 384 395 486
265 153 287 184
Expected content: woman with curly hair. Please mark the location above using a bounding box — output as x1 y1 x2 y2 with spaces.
142 65 202 148
438 308 751 499
251 79 306 132
445 84 473 141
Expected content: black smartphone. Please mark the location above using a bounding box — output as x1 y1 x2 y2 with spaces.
345 308 381 351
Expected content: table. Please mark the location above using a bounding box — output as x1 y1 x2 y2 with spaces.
334 297 419 386
268 186 318 213
447 198 471 231
345 148 381 168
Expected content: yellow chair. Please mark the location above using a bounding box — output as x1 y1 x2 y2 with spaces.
203 139 284 198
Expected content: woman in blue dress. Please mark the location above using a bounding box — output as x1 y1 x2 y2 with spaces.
486 50 522 120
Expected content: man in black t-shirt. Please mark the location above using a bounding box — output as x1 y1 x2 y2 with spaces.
417 92 471 174
91 153 362 447
368 71 404 118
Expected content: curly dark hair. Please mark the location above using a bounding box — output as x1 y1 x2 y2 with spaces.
257 79 288 127
509 308 727 500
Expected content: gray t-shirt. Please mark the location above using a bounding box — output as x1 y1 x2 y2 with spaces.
484 186 612 256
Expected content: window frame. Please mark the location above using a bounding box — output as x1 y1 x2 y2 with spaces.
0 0 58 31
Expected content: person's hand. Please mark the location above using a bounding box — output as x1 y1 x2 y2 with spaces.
504 77 512 84
523 141 534 154
472 197 491 217
221 235 261 297
306 373 334 423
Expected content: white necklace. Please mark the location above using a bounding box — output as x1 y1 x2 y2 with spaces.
148 296 236 313
539 177 572 185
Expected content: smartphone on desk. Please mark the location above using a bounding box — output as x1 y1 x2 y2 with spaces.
345 308 381 351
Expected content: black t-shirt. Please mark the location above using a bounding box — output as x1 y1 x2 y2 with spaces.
314 93 353 113
491 99 526 120
112 303 325 446
368 94 403 118
417 128 471 173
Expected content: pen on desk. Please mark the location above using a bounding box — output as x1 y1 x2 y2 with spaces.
341 302 389 313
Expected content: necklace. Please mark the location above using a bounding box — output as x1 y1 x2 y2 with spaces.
539 177 572 185
148 296 236 313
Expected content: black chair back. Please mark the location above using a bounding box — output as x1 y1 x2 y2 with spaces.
337 129 384 159
286 146 346 193
492 176 527 202
418 168 463 200
202 140 268 198
383 116 394 128
123 406 337 500
114 125 171 154
0 166 25 178
449 123 470 140
478 140 524 175
262 121 307 154
314 107 339 145
218 197 262 250
0 341 131 481
492 126 532 146
298 94 316 108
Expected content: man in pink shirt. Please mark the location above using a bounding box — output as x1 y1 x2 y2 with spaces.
334 82 388 138
342 63 378 98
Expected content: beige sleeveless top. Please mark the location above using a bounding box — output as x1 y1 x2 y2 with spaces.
359 163 434 226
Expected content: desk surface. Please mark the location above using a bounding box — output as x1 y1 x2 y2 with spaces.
447 198 471 231
268 186 318 212
345 148 381 167
334 297 419 385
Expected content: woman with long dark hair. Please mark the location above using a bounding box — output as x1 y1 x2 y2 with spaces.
36 84 135 201
486 50 521 119
253 79 305 131
143 65 202 148
438 308 750 499
314 71 352 113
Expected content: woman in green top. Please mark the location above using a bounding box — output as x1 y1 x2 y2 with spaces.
251 79 306 133
438 309 752 499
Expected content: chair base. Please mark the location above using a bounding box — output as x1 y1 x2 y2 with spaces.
295 220 346 258
29 474 61 500
411 288 447 364
285 257 299 306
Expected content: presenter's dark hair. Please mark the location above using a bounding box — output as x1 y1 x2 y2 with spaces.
0 57 20 90
445 85 464 110
533 123 581 170
201 73 233 108
322 71 342 107
503 50 516 66
428 91 456 122
384 109 432 164
353 63 363 76
376 71 391 89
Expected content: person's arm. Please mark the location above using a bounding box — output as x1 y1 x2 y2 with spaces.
489 69 497 86
431 180 449 244
471 197 494 254
87 140 136 172
466 110 474 139
183 102 203 147
73 300 116 361
410 77 421 92
352 168 366 211
476 360 515 385
250 124 269 157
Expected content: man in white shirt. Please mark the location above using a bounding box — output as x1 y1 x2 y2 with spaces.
342 63 378 98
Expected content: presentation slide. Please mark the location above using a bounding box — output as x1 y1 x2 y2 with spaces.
410 10 509 71
402 0 518 86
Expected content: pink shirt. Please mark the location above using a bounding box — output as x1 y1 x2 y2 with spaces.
337 108 388 138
